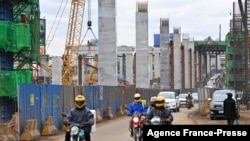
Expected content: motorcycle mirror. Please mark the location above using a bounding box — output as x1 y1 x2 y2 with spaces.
61 112 67 117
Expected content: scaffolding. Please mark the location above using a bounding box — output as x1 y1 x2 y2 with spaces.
225 1 250 109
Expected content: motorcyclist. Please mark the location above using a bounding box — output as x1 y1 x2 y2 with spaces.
127 93 148 137
186 92 193 100
64 95 94 141
147 96 173 125
147 96 156 113
186 92 193 107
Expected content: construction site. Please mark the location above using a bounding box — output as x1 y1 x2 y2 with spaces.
0 0 250 140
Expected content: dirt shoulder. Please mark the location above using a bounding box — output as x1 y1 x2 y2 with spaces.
189 107 250 125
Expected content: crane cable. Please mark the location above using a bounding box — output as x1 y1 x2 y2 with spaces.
46 0 69 52
81 0 97 45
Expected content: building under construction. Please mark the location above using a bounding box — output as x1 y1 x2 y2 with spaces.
224 1 250 107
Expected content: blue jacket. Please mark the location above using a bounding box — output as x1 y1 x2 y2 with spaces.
127 102 148 116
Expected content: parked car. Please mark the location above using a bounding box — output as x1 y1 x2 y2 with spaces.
191 92 198 103
178 93 194 107
157 91 180 112
209 89 240 120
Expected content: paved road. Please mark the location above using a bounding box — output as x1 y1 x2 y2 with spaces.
39 104 199 141
39 103 250 140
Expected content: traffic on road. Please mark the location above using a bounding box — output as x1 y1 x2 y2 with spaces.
41 103 235 141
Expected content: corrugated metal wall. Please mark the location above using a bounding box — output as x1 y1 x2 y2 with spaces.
40 84 61 131
19 84 41 134
3 84 212 135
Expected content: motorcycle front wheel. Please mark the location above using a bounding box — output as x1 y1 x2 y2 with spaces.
133 128 142 141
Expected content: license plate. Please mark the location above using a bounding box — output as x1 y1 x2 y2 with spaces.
219 111 223 113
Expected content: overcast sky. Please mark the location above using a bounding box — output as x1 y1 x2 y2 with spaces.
40 0 236 56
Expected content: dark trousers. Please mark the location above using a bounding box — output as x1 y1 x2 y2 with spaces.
65 131 91 141
227 119 234 125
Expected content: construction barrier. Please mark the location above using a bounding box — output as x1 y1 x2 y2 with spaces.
123 104 128 115
116 104 125 117
105 107 114 119
0 123 19 141
41 116 57 136
95 108 103 123
20 119 40 141
7 112 19 133
201 98 211 116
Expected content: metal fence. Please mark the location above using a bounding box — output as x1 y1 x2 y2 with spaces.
16 84 159 135
0 83 212 136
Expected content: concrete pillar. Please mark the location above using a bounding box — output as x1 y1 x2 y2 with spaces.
182 34 190 89
39 55 50 77
136 1 150 88
207 54 211 75
160 18 170 90
154 53 160 79
52 56 62 85
126 53 134 84
173 27 182 89
98 0 117 86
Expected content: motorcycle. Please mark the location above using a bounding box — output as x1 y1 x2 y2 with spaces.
149 116 161 125
186 99 192 109
148 116 172 125
131 111 145 141
62 113 86 141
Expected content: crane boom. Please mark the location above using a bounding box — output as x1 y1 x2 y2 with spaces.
62 0 86 85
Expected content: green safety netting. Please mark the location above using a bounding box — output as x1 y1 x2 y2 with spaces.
226 73 245 82
0 21 31 52
0 21 12 50
225 33 245 42
226 61 245 70
0 70 32 99
226 47 245 54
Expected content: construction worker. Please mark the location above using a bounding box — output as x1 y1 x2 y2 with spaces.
147 96 156 113
20 13 28 24
127 93 148 137
64 95 94 141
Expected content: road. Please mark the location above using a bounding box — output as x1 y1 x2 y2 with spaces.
91 104 200 141
40 103 249 140
40 103 199 141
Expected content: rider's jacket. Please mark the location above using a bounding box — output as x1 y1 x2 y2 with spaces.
127 102 148 116
147 107 173 125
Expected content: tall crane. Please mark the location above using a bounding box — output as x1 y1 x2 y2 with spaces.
62 0 86 85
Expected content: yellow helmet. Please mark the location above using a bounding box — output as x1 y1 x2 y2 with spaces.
134 93 141 103
155 96 165 107
75 95 86 109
